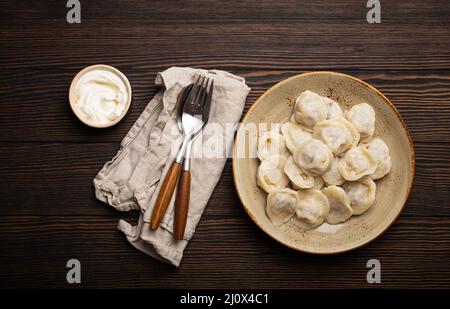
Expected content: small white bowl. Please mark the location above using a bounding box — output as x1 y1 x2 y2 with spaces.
69 64 132 128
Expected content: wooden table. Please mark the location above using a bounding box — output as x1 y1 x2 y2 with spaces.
1 0 449 288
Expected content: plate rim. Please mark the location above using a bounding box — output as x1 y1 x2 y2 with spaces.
232 71 415 254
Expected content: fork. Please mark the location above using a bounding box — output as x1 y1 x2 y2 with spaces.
150 76 213 233
173 78 213 240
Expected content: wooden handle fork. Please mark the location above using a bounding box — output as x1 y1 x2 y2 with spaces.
174 169 191 240
150 161 182 230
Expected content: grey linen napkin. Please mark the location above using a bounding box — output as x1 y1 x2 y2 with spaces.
93 67 250 266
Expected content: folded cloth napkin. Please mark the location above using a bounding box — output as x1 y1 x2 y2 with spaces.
93 67 250 266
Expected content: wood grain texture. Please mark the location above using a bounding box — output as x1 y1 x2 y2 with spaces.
174 170 192 240
1 1 450 71
1 215 449 288
0 0 449 288
0 70 450 142
151 162 182 230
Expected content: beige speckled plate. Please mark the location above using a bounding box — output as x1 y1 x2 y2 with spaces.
232 71 414 254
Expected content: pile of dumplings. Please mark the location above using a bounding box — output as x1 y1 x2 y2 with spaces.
256 90 392 230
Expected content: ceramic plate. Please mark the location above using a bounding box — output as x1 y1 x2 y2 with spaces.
233 71 414 254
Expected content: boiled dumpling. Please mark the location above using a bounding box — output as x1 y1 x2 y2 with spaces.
292 189 330 229
289 115 313 133
313 119 355 155
283 156 314 189
313 176 325 190
342 176 376 215
257 155 290 193
322 96 343 119
280 122 312 153
293 139 333 176
362 138 392 180
322 157 345 186
266 189 297 226
335 117 360 149
345 103 375 142
322 186 353 224
257 128 287 161
293 90 328 129
338 146 377 181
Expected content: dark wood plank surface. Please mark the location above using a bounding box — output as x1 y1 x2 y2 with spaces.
2 71 450 143
1 0 450 288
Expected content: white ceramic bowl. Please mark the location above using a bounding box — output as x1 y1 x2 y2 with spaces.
68 64 132 128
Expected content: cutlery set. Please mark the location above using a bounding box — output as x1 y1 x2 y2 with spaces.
150 75 214 240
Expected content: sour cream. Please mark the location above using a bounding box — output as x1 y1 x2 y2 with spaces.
73 69 129 125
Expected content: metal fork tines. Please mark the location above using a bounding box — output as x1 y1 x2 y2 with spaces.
175 75 213 162
184 75 213 120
